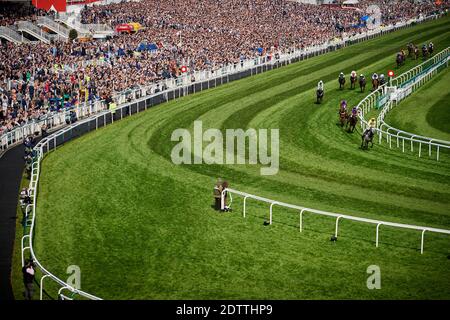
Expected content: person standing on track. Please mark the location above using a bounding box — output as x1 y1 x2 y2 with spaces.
213 178 223 211
22 259 35 300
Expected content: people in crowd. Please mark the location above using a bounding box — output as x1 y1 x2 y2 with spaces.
0 0 445 138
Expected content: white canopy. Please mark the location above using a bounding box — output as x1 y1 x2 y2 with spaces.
343 0 359 4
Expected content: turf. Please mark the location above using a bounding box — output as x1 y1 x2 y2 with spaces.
385 67 450 141
17 17 450 299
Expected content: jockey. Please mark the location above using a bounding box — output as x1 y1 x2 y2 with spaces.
363 118 376 136
372 73 378 80
379 74 385 85
351 106 358 116
339 72 344 78
359 74 365 80
429 42 434 51
340 100 347 111
317 80 324 91
351 70 357 79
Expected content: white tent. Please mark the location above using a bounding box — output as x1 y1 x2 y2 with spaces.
343 0 359 4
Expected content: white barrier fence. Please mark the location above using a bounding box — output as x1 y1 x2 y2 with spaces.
1 13 442 154
22 87 187 299
221 188 450 254
357 47 450 160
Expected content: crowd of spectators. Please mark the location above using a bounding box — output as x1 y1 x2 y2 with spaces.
0 3 50 26
0 0 446 137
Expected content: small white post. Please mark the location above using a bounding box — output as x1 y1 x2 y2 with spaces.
299 209 306 232
421 229 426 254
376 223 382 247
220 190 225 211
243 196 248 218
269 202 277 225
335 216 343 237
40 275 51 300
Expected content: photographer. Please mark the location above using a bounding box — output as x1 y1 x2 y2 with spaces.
22 259 35 300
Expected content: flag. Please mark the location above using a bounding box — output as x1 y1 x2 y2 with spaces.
32 0 67 13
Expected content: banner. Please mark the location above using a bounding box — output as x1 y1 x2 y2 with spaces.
32 0 67 12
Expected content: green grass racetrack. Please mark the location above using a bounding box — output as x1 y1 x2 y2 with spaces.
18 17 450 299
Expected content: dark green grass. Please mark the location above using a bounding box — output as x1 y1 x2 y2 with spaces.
14 17 450 299
386 68 450 141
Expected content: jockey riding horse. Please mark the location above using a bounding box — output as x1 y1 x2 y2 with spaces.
414 45 419 60
361 118 376 149
407 42 414 57
396 51 405 67
350 71 357 89
422 44 429 59
316 80 324 103
338 72 346 90
338 100 348 127
428 42 434 56
371 73 379 91
379 74 386 86
359 74 366 92
346 107 358 133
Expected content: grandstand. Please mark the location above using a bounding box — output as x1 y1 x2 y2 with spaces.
0 0 449 303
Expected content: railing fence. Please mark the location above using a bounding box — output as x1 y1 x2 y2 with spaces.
221 188 450 255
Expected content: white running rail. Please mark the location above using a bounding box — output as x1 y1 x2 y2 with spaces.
221 188 450 254
357 47 450 160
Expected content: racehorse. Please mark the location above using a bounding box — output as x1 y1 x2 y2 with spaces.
407 43 414 57
346 113 358 133
350 74 357 89
372 78 379 91
413 46 419 60
338 75 346 90
422 46 428 60
316 88 324 103
396 52 405 68
359 76 366 92
339 109 348 127
428 43 434 56
361 128 374 149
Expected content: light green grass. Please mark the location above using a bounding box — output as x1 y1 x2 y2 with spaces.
13 17 450 300
385 68 450 141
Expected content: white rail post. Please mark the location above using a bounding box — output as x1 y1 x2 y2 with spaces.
419 142 422 157
436 146 440 161
421 229 426 254
269 202 277 225
376 223 382 247
40 274 51 300
220 189 226 211
299 209 306 232
243 196 248 218
335 216 343 238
